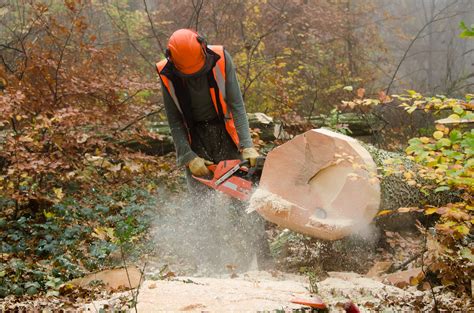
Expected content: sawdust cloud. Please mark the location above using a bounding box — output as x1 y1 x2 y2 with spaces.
151 188 264 275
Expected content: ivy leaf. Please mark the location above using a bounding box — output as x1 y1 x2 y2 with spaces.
453 106 464 115
437 138 451 148
447 114 460 121
43 210 56 219
460 247 474 262
433 131 444 140
459 21 474 38
449 130 462 142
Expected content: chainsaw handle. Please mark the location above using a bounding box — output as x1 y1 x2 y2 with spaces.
206 163 217 172
245 156 265 177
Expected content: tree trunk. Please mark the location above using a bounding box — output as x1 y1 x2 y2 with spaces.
249 129 459 240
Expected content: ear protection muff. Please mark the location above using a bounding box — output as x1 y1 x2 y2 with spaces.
196 34 207 49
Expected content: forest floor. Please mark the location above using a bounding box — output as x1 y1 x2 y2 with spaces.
1 225 471 312
0 180 471 311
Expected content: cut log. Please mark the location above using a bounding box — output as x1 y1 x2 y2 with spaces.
249 129 380 240
247 113 277 141
120 122 174 155
120 135 174 156
249 128 459 241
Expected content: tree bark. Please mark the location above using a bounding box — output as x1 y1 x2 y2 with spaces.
363 144 459 213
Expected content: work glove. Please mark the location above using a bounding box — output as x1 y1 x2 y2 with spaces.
242 147 259 167
188 156 213 176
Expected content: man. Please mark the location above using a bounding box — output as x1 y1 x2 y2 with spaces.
156 29 259 183
156 29 269 271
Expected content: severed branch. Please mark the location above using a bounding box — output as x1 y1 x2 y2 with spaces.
119 108 163 132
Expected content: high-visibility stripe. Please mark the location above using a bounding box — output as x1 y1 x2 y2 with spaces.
156 60 183 114
166 80 183 114
214 65 226 99
210 46 240 147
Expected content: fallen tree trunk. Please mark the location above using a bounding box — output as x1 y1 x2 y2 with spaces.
124 113 380 157
249 129 458 240
308 112 383 136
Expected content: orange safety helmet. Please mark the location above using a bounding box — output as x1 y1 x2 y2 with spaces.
166 29 206 75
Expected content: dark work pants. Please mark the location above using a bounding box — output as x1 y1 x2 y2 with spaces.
185 121 269 272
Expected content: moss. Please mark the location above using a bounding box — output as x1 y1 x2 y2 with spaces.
363 143 461 212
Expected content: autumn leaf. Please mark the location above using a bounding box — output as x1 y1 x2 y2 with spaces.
357 88 365 98
377 210 392 216
454 225 470 235
43 210 56 219
106 163 122 172
53 187 64 200
19 136 34 142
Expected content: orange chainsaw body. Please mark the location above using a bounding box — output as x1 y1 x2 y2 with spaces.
192 159 256 201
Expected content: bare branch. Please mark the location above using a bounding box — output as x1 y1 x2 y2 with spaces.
385 0 460 94
142 0 165 53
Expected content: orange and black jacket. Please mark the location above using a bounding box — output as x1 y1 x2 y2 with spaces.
156 46 253 166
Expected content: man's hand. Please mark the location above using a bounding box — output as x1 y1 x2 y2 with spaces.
188 156 213 176
242 147 259 167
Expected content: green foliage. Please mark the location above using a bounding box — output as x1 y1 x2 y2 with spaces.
0 185 154 297
318 109 352 135
400 94 473 192
395 92 473 291
459 21 474 38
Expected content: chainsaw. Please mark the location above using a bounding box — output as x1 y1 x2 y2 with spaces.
192 156 265 201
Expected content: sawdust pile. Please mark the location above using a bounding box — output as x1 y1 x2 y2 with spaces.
83 270 468 311
247 188 294 214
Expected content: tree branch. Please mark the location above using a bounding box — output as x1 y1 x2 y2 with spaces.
385 0 460 94
142 0 165 53
119 108 163 132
